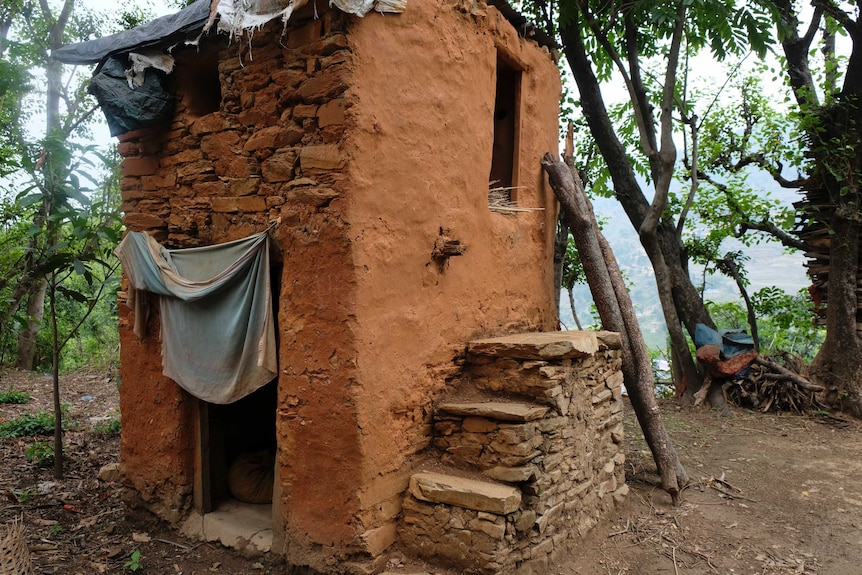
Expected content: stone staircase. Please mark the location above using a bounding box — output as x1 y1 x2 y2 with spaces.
399 331 628 574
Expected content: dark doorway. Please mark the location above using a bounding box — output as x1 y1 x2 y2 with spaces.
199 380 277 512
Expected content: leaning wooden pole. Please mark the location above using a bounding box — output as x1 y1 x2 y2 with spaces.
542 152 688 503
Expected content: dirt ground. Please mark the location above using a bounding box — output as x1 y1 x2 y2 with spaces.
1 369 860 575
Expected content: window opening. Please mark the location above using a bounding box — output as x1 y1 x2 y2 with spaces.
488 54 522 213
175 44 222 118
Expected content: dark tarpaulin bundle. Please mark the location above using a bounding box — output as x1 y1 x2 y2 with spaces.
88 56 174 136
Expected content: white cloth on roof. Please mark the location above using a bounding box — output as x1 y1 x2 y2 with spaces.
114 230 277 404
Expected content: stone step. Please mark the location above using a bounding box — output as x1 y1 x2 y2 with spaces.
437 400 548 422
468 330 612 360
408 471 521 515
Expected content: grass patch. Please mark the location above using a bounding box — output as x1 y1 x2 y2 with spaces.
0 411 56 438
0 389 30 404
26 441 54 467
93 418 121 436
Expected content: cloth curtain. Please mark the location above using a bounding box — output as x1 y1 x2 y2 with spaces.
115 231 277 404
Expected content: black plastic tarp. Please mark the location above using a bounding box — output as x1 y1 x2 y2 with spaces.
52 0 211 65
88 56 174 136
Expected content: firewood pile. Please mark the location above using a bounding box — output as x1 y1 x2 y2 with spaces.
724 353 827 414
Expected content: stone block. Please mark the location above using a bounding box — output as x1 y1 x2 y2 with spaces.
98 462 121 482
271 68 307 88
612 484 630 506
121 156 160 177
462 417 498 433
123 213 163 230
295 69 348 103
236 196 266 212
437 401 548 422
190 113 229 135
141 173 177 190
285 186 340 206
210 197 238 213
468 331 599 360
244 126 304 151
293 103 318 118
360 522 397 556
299 144 345 169
594 331 622 350
482 465 536 483
409 472 521 515
318 98 345 126
261 151 298 182
591 388 613 404
606 370 624 389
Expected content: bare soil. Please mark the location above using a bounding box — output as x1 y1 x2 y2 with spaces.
1 369 860 575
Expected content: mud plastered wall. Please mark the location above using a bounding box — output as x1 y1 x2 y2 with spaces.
345 2 560 561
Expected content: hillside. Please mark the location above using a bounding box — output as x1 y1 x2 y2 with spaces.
560 195 810 350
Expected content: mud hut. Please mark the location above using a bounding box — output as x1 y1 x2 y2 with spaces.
55 1 628 573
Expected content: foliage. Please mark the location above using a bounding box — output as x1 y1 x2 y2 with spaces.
0 0 131 479
93 417 121 436
0 410 55 438
0 389 30 403
706 287 824 360
124 549 143 572
13 489 32 503
25 440 54 467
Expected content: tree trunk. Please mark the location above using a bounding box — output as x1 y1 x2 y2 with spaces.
811 210 862 417
553 216 568 323
567 287 583 330
559 15 714 401
15 0 71 370
49 276 64 478
543 153 688 503
15 279 47 371
720 256 760 350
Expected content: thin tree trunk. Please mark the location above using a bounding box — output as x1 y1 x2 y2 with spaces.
553 216 568 324
15 0 72 370
16 278 47 370
567 287 583 330
719 256 760 350
543 152 688 503
49 275 64 478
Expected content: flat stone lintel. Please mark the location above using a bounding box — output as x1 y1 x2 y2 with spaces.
437 401 548 422
468 331 607 360
409 472 521 514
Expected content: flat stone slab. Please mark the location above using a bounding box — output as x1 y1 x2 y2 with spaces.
483 465 537 483
437 401 548 422
409 472 521 514
594 330 622 350
468 331 601 359
180 500 272 554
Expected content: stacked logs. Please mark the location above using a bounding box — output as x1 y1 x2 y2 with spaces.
724 354 826 413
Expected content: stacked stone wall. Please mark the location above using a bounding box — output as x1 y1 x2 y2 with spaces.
399 332 628 574
116 4 351 247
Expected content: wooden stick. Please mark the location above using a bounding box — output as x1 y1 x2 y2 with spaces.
754 357 824 391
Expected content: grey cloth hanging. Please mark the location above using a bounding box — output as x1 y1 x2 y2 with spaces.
115 231 277 404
